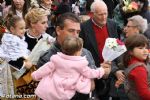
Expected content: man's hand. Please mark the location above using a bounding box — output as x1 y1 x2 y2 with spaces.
115 70 125 88
115 70 125 82
115 79 124 88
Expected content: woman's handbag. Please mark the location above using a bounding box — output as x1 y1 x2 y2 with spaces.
13 65 38 96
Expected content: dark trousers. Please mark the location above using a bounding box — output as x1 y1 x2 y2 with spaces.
40 92 89 100
71 92 89 100
98 96 109 100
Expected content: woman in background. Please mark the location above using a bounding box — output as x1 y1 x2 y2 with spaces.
124 15 148 38
3 0 31 18
37 0 56 36
10 8 54 98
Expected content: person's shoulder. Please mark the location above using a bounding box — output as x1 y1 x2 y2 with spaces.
79 15 90 23
107 18 118 27
42 33 56 43
141 10 150 23
42 33 54 39
43 42 60 57
144 23 150 39
2 33 19 42
81 18 92 25
82 48 88 52
50 52 59 59
129 65 147 77
82 48 91 55
107 18 116 24
45 46 57 56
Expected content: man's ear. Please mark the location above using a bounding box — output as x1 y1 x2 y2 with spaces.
56 26 62 36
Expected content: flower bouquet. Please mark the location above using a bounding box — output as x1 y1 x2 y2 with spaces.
122 0 143 13
28 36 55 65
102 38 127 61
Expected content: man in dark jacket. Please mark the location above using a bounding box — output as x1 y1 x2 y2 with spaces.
37 12 111 100
79 0 125 100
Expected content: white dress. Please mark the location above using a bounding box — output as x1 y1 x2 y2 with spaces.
0 33 29 61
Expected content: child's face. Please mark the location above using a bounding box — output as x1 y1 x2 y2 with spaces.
11 20 26 38
131 46 149 61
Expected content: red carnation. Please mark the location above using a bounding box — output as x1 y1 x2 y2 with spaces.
116 39 124 45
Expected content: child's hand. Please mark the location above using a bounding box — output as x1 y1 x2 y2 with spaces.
102 67 111 78
24 60 32 69
101 61 111 68
101 61 111 78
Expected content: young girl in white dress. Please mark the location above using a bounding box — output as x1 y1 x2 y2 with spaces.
0 13 33 97
0 14 32 69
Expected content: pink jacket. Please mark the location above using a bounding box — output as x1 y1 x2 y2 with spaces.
32 52 105 100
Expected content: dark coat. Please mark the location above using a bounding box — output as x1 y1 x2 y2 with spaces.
80 19 119 67
80 18 120 97
144 23 150 39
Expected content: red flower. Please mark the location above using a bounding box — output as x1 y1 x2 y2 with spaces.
130 1 138 10
116 39 124 45
0 26 6 35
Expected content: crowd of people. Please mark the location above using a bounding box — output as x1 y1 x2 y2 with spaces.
0 0 150 100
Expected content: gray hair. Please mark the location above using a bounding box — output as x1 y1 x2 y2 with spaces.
90 0 107 12
128 15 148 33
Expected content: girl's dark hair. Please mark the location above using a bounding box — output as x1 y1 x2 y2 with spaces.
5 12 22 31
61 36 83 55
123 34 149 67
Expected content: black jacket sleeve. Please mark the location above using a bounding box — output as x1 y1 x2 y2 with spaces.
8 57 25 69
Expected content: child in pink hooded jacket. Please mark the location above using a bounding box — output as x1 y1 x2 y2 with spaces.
31 36 110 100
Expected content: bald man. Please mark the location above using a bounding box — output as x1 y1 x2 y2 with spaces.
79 0 125 100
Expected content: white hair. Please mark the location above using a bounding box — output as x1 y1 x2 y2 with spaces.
128 15 148 33
90 0 107 12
